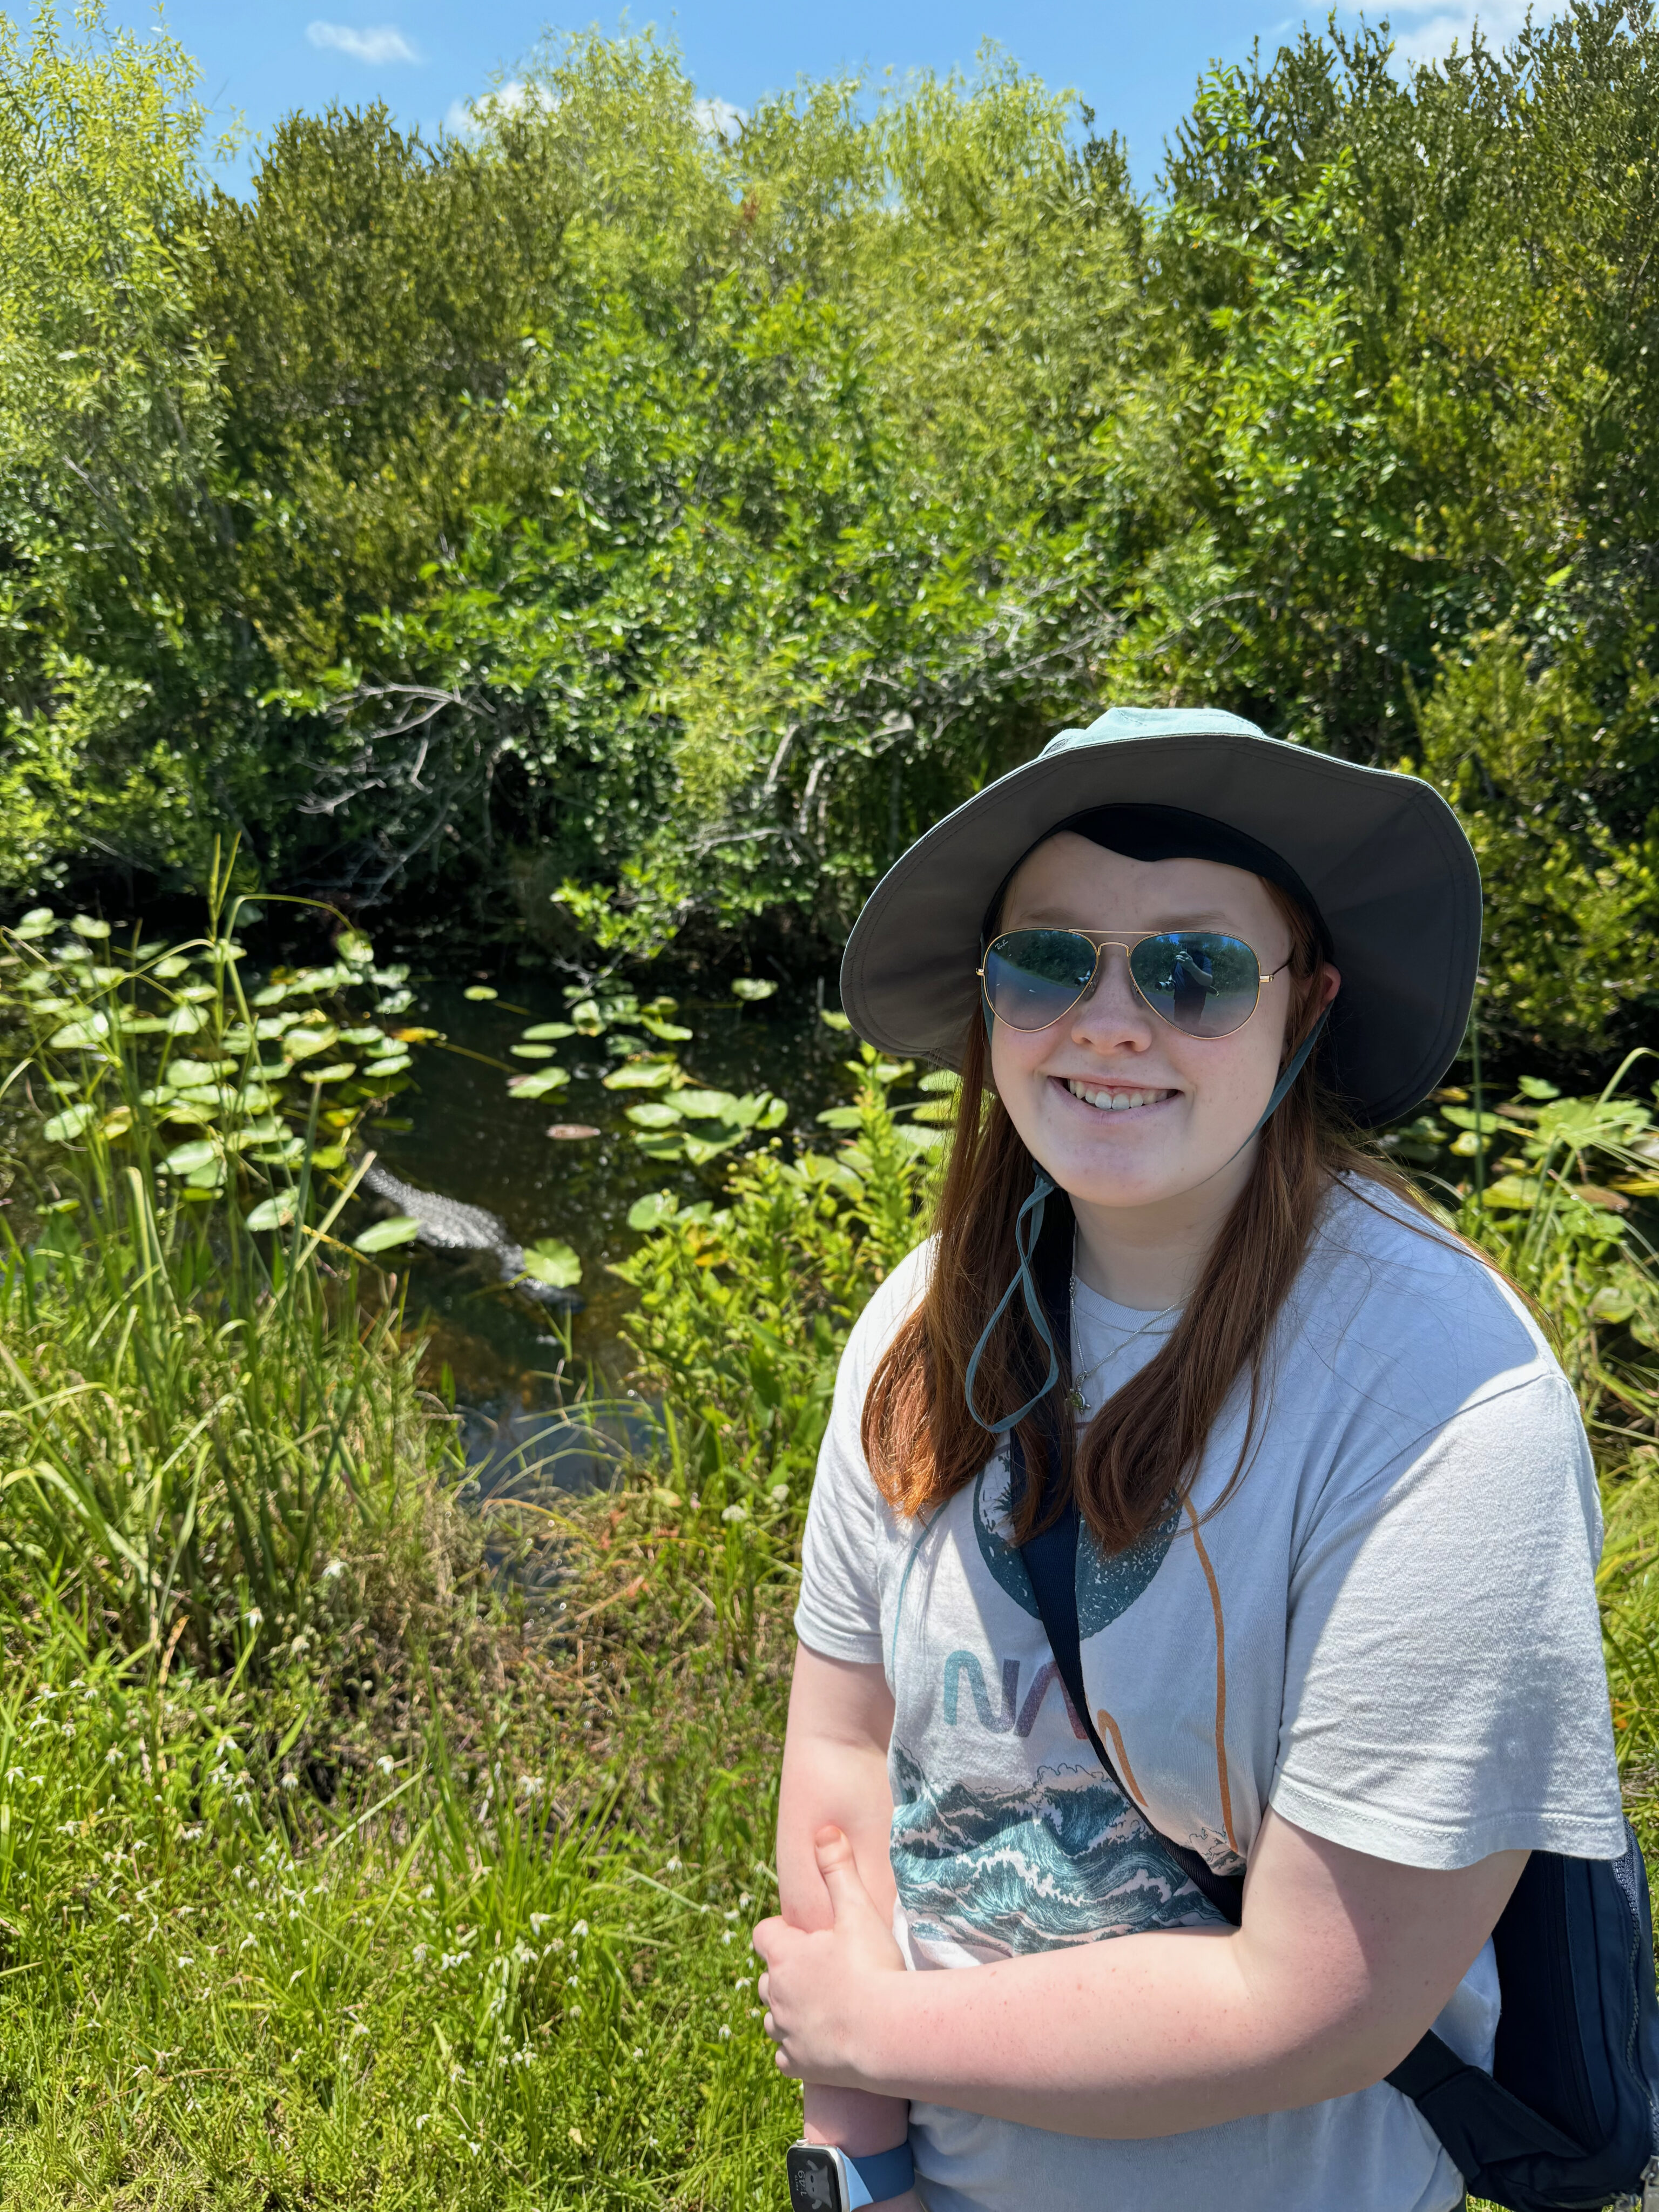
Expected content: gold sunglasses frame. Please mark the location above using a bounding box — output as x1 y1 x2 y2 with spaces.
978 928 1292 1038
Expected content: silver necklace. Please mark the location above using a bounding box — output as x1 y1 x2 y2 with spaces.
1066 1273 1179 1415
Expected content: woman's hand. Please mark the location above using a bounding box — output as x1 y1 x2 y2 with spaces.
753 1824 907 2085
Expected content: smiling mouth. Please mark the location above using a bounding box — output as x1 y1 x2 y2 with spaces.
1062 1078 1175 1114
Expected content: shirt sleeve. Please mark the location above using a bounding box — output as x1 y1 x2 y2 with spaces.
1271 1368 1627 1869
793 1244 930 1669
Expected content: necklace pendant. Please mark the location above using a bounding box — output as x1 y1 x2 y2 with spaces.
1066 1386 1087 1416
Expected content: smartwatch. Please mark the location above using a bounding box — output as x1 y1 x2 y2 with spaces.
786 2139 915 2210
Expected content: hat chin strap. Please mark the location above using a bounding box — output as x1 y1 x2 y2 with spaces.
964 1009 1329 1434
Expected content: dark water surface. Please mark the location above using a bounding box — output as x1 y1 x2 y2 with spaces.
362 976 848 1493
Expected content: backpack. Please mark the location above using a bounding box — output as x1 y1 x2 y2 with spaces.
1008 1191 1659 2212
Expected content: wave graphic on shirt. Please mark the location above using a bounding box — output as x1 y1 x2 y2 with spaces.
889 1741 1221 1962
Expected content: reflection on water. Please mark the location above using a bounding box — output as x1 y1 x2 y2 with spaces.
362 976 844 1495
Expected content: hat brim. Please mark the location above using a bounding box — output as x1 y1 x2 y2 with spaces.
839 726 1480 1128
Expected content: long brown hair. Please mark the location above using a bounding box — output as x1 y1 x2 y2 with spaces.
861 885 1460 1555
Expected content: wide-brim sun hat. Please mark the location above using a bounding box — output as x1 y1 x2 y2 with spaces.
839 706 1482 1129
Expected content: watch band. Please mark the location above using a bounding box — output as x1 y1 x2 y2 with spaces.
786 2139 915 2211
846 2141 915 2206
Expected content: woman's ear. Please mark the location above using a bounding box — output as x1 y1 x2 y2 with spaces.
1316 962 1341 1015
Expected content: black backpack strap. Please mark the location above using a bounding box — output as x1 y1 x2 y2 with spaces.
1009 1188 1245 1927
1384 2030 1584 2179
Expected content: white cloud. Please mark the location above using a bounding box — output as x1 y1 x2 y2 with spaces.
445 79 558 137
306 23 421 66
1339 0 1568 67
694 96 747 139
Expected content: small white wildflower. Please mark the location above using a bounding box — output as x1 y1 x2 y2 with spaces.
180 1825 203 1841
375 1755 395 1776
719 1503 747 1523
176 1954 194 1967
528 1912 551 1933
738 1892 751 1907
322 1559 345 1580
566 1974 578 1987
415 2114 430 2132
770 1482 789 1502
517 1774 545 1796
280 1773 298 1791
105 1748 122 1765
718 2025 731 2039
571 1919 588 1937
632 2046 644 2060
4 1768 21 1784
60 1723 76 1739
238 1935 257 1951
511 1941 537 1966
288 1970 304 1986
665 1857 680 1873
569 2004 581 2018
412 1943 428 1963
350 2022 369 2035
116 1913 131 1925
56 1820 77 1835
419 1883 434 1899
244 1608 262 1628
722 1928 734 1944
723 1908 739 1921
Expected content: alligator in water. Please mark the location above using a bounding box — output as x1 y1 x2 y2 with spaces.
356 1158 582 1308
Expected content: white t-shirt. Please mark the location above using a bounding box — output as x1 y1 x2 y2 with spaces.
794 1176 1624 2212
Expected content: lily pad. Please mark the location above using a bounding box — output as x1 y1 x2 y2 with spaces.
245 1192 299 1232
519 1236 581 1290
602 1061 678 1091
510 1043 556 1060
522 1022 577 1041
731 977 778 1001
42 1102 96 1142
70 915 111 940
362 1053 413 1077
354 1216 422 1254
164 1138 221 1175
283 1024 339 1061
463 985 498 1002
625 1101 683 1129
507 1067 569 1098
670 1089 739 1120
48 1016 110 1049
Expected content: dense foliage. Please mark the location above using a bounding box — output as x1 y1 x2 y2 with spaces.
5 3 1659 1056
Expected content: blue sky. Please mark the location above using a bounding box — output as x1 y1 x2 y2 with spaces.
133 0 1543 195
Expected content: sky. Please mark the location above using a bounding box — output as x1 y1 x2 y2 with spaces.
131 0 1557 195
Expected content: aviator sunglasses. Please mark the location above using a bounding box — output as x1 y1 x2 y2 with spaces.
980 928 1291 1039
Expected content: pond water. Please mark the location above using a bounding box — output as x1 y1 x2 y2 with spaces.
360 974 850 1495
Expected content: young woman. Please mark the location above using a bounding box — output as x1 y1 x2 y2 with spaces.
752 707 1624 2212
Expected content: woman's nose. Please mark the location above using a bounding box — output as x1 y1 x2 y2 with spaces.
1069 946 1154 1051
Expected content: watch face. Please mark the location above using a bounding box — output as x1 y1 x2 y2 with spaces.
786 2143 844 2212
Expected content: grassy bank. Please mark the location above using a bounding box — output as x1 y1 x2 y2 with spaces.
2 912 1659 2206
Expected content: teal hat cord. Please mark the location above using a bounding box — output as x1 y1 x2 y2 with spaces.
962 1009 1328 1437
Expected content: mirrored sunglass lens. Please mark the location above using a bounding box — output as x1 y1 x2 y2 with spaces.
984 930 1098 1029
1128 933 1260 1036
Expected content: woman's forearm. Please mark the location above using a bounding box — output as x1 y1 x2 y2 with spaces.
759 1812 1527 2140
851 1923 1332 2136
803 2082 911 2153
